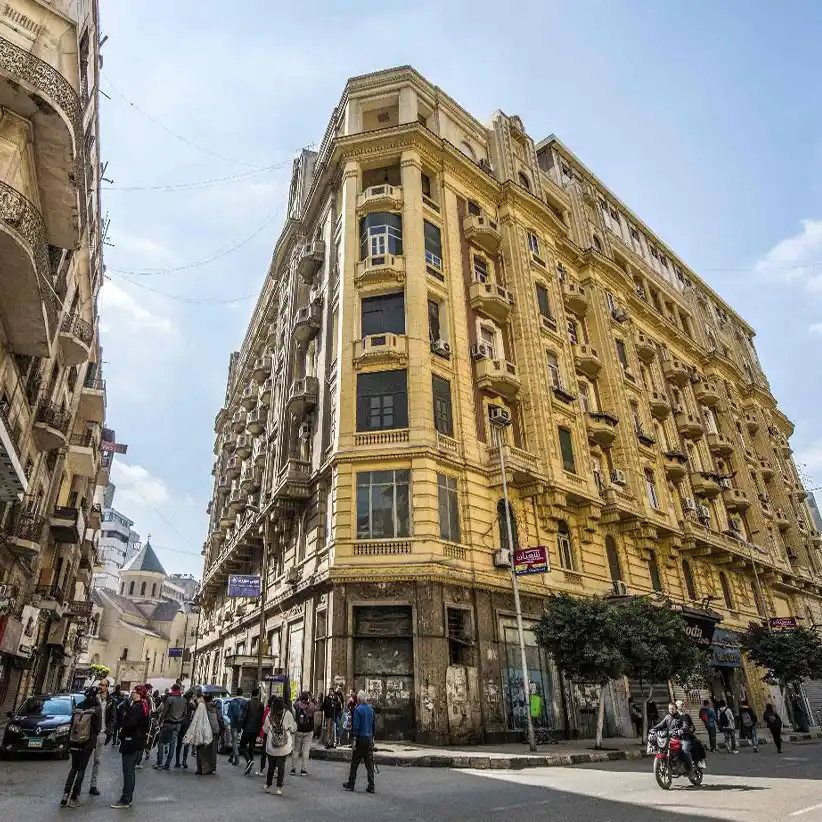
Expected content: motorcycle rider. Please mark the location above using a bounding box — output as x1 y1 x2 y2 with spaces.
651 702 694 772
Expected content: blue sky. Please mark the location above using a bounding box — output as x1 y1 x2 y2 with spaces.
97 0 822 576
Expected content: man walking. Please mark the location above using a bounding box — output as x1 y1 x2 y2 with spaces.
717 700 739 753
322 689 337 748
699 699 718 752
60 687 102 807
89 679 116 796
739 699 759 752
227 687 247 765
343 691 376 794
240 686 265 776
110 684 125 746
291 691 315 776
154 683 186 770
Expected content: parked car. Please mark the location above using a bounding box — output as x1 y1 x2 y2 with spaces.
2 693 84 759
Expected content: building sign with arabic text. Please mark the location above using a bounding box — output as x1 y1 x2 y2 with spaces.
513 546 549 576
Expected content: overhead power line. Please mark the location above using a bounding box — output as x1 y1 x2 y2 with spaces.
703 260 822 273
107 271 256 305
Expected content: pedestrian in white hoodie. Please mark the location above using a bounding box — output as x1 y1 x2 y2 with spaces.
262 696 297 796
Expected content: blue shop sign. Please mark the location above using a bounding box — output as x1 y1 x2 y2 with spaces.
711 628 742 668
227 574 261 598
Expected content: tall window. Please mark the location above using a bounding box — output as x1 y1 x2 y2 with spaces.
432 375 453 437
557 521 575 570
497 500 519 553
752 582 766 617
567 319 578 345
648 552 663 592
546 353 560 389
616 339 629 370
719 572 733 610
356 370 408 431
682 560 697 601
356 470 411 539
518 171 531 191
558 427 576 473
437 474 460 543
645 469 659 509
427 299 442 343
535 284 552 319
151 583 156 597
578 381 592 412
359 212 402 259
527 231 540 256
140 581 146 596
361 293 405 336
129 581 134 595
605 536 622 582
631 401 642 433
473 254 489 283
479 326 497 357
424 220 442 273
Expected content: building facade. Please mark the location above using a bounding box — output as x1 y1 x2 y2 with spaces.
94 494 140 593
196 66 822 743
0 0 108 711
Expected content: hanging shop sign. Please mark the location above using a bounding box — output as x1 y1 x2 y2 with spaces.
513 546 549 576
710 628 743 668
769 617 798 631
227 574 261 598
681 613 718 648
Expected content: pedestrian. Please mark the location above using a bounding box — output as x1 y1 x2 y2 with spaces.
175 688 195 768
334 686 345 744
699 699 718 752
257 696 275 776
109 684 124 746
322 688 336 748
88 678 116 796
197 693 224 774
763 703 783 753
291 691 315 776
154 682 186 770
240 686 265 776
629 699 643 738
342 690 356 745
262 696 297 795
111 685 150 809
60 686 102 807
717 700 738 753
227 686 247 765
739 699 759 752
343 690 376 794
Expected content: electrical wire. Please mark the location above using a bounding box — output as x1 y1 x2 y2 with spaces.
704 261 822 273
107 271 256 305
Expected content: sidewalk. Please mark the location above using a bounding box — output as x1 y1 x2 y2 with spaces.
310 730 822 771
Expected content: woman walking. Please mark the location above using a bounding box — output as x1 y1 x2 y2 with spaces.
763 703 783 753
111 685 150 809
60 687 102 807
257 695 274 776
183 689 212 774
262 697 296 795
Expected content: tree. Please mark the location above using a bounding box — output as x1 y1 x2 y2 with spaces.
89 663 110 684
535 594 627 748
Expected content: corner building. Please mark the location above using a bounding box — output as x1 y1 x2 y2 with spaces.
198 66 822 743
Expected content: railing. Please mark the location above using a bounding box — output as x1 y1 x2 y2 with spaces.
61 313 94 345
0 400 22 458
354 429 409 446
35 401 71 435
588 411 619 427
34 582 65 603
1 504 44 543
83 377 106 391
70 430 98 452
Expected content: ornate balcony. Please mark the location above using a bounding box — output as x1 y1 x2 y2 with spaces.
0 403 26 501
586 411 619 447
78 377 106 424
265 322 277 346
469 280 514 324
691 471 721 499
259 377 274 406
663 450 689 482
33 401 71 451
240 385 257 411
487 444 542 487
274 458 313 500
707 432 734 456
1 501 44 559
294 301 322 342
758 458 774 481
743 410 759 433
355 254 405 290
235 435 252 459
50 504 85 544
353 333 408 369
648 390 671 419
662 358 689 386
475 358 521 399
675 410 704 439
228 488 246 514
357 184 403 212
635 332 656 363
67 430 98 478
217 472 231 494
252 356 271 384
775 509 790 531
58 314 93 367
254 443 267 469
693 380 720 407
225 455 241 480
722 487 751 513
574 344 601 378
296 240 325 284
287 376 319 417
231 410 246 434
240 463 261 492
463 213 501 254
562 281 588 315
246 407 268 436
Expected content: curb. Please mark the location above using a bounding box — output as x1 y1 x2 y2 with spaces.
310 746 650 770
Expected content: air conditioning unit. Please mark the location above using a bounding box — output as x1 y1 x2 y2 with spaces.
493 549 511 568
612 580 628 597
471 342 493 360
299 422 312 439
698 504 711 519
488 406 511 426
611 308 629 323
431 339 452 357
285 567 301 585
611 468 627 486
683 497 697 512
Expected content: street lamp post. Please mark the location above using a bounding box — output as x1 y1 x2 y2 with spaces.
492 416 538 753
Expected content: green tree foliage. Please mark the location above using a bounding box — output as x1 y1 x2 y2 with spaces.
741 624 822 688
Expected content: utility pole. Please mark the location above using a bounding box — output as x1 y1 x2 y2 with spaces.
492 416 537 753
257 517 270 687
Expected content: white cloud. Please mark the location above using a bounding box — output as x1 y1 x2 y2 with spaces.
755 219 822 291
99 281 174 335
809 322 822 335
114 235 177 269
111 461 171 508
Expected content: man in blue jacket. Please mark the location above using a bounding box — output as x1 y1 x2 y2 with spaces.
343 691 376 794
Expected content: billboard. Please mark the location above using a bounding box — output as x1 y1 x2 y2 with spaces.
227 574 261 598
513 546 549 576
769 617 798 631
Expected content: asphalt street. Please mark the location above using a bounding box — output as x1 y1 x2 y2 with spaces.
0 741 820 821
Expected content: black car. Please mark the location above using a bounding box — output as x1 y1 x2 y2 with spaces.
2 693 83 758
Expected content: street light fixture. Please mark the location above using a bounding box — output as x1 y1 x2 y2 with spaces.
490 411 538 753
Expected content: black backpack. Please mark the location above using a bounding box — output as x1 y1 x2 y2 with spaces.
295 705 313 732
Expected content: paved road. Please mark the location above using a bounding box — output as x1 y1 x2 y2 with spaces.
1 741 820 821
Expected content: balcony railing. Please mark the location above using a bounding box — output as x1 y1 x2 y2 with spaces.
35 401 72 435
34 582 65 603
61 313 94 346
83 377 106 391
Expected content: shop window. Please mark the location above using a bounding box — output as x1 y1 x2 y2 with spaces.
437 474 460 543
557 521 575 570
447 607 472 665
356 370 408 431
356 469 411 539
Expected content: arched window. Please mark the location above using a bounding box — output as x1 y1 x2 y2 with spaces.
557 520 575 570
518 171 531 191
140 581 146 596
151 583 157 598
648 551 663 592
128 581 134 595
497 500 519 553
605 536 622 582
682 560 697 600
719 573 733 609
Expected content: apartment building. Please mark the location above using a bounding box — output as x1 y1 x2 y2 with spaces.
94 492 141 593
0 0 107 709
197 66 822 743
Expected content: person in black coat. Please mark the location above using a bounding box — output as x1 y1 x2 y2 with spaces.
111 686 151 809
60 688 102 807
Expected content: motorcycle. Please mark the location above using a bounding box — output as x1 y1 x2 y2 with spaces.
649 729 703 790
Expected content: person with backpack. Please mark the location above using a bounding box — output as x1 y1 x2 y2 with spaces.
111 685 151 809
60 687 102 807
88 678 116 796
322 688 337 748
763 703 783 753
717 700 738 753
154 683 187 770
262 696 297 795
291 691 315 775
227 687 247 765
240 686 265 775
739 699 759 752
175 689 196 768
698 699 718 752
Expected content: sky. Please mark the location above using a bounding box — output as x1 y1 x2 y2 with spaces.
96 0 822 577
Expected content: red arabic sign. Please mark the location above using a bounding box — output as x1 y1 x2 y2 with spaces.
99 440 128 454
513 546 549 576
769 617 797 631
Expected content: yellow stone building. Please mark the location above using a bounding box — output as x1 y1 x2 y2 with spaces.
0 0 108 709
197 66 822 743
